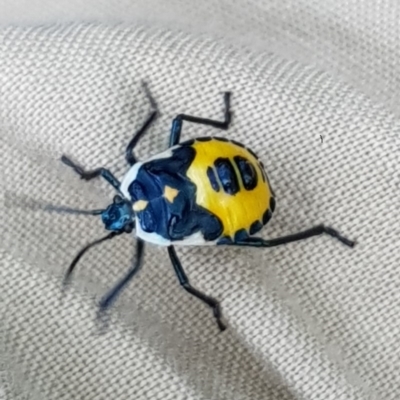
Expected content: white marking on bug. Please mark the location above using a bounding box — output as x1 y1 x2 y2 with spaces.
144 146 177 162
120 162 142 200
135 222 216 246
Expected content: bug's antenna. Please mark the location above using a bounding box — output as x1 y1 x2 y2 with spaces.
43 204 104 216
64 231 122 285
5 192 105 216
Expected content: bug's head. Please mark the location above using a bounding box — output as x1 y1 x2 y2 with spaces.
101 195 135 233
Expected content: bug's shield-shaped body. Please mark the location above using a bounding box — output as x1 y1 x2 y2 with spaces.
120 137 275 246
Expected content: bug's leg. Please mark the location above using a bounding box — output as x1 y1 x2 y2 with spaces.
169 92 232 147
64 231 122 285
126 82 158 166
61 156 120 191
168 246 226 331
230 225 355 248
98 239 145 311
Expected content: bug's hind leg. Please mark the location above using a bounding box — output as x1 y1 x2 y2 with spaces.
168 246 226 332
125 82 158 166
228 225 355 248
61 155 120 191
169 92 232 147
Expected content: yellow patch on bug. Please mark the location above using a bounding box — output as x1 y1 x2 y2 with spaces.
164 185 179 203
186 139 272 239
133 200 148 211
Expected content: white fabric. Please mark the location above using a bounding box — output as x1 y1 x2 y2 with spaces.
1 3 399 400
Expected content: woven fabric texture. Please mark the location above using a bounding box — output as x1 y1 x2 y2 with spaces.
0 21 399 400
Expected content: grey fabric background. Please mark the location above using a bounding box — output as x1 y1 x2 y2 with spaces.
1 2 399 400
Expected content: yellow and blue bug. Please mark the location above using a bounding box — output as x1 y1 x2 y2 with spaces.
60 86 355 331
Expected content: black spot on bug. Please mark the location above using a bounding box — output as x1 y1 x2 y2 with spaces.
234 156 258 190
217 236 233 245
262 209 272 225
196 137 212 142
234 229 248 242
246 147 259 160
270 197 276 213
214 137 229 142
259 162 267 182
206 167 220 192
260 168 266 182
231 139 245 148
249 220 263 235
214 158 239 195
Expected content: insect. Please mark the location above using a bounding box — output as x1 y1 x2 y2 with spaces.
59 84 355 331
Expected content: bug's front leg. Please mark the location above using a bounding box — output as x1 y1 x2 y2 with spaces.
61 155 121 191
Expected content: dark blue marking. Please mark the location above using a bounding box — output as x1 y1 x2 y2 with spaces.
249 220 263 235
234 229 248 242
130 146 223 242
214 158 239 195
141 207 157 232
234 156 257 190
146 146 196 175
129 169 162 203
196 137 212 142
217 236 233 245
207 167 220 192
179 138 195 146
214 137 229 142
129 180 147 201
169 209 222 241
262 209 272 225
270 197 276 213
202 215 223 240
